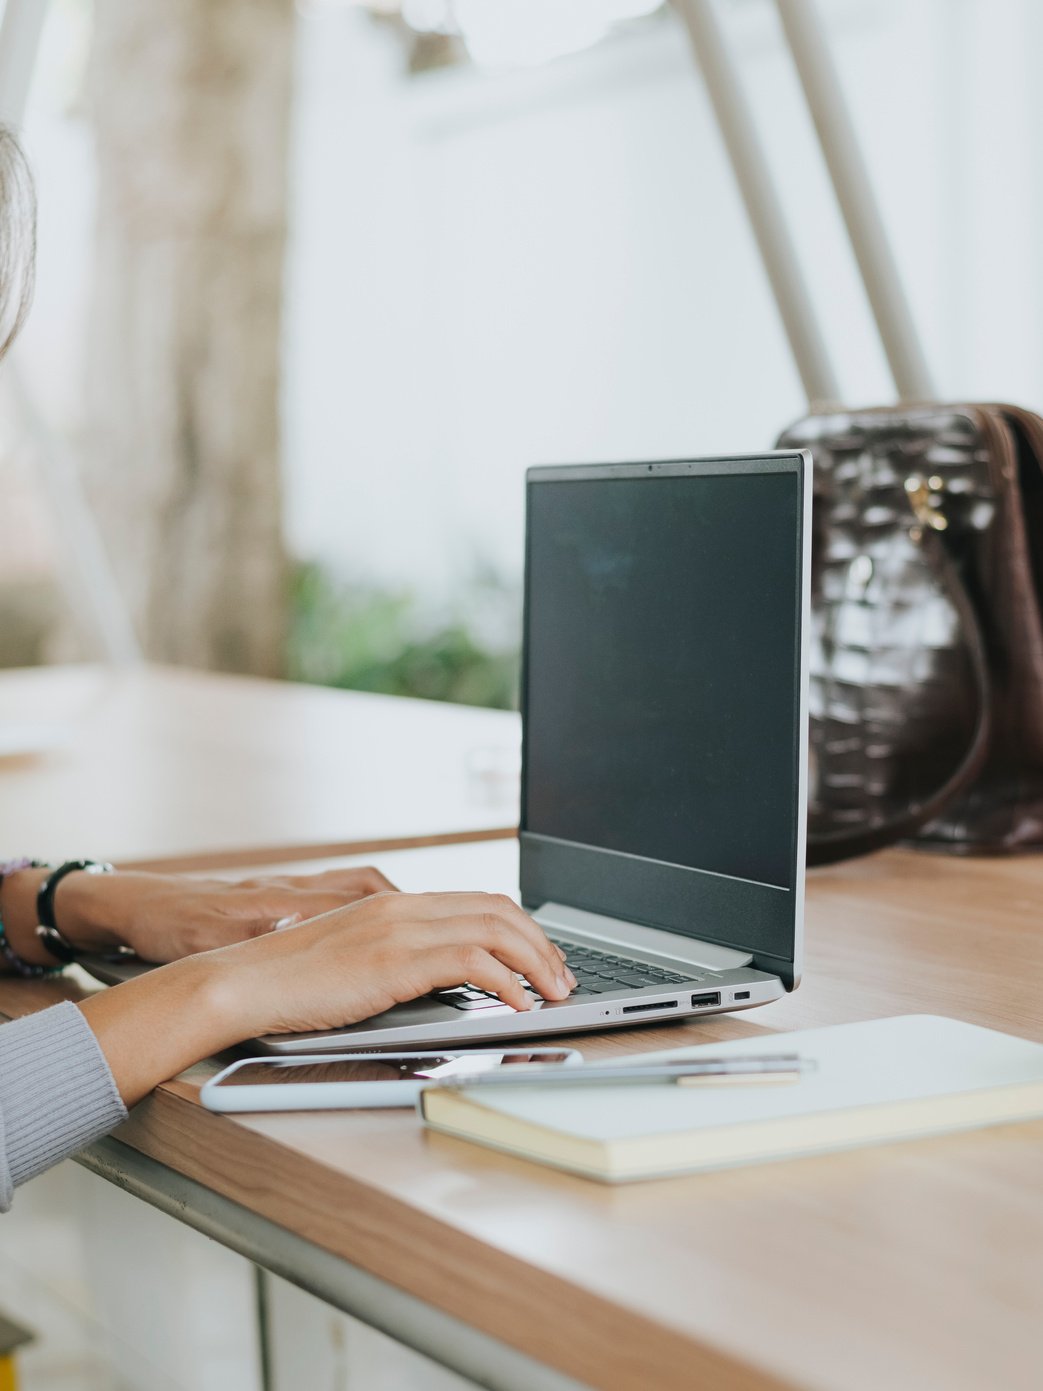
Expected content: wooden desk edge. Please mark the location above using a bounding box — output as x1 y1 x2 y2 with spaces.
110 1081 796 1391
0 976 790 1391
119 824 517 874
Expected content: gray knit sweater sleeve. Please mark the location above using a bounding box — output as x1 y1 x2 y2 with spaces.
0 1001 127 1211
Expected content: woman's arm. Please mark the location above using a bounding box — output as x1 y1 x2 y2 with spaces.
78 890 575 1106
0 861 398 970
1 883 574 1205
0 861 575 1107
0 1001 127 1210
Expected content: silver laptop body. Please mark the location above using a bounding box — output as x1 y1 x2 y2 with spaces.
259 452 811 1051
87 454 810 1052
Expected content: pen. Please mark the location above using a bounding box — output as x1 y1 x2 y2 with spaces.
425 1055 814 1090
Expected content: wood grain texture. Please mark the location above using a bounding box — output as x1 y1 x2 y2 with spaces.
4 839 1043 1391
0 665 518 865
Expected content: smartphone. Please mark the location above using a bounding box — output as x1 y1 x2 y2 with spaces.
200 1049 583 1112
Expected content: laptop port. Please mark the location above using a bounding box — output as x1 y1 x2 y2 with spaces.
622 1000 679 1015
691 991 722 1007
733 990 751 1001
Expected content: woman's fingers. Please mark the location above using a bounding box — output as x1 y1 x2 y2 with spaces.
287 891 573 1005
395 892 572 998
426 945 535 1012
401 894 573 1002
482 918 574 1002
228 876 571 1005
309 866 399 897
263 867 399 898
239 870 400 934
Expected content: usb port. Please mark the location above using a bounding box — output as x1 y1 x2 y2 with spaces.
690 991 721 1008
733 990 751 1001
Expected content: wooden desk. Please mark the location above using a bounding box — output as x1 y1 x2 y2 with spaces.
4 838 1043 1391
0 665 519 868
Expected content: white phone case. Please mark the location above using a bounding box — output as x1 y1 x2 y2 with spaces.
200 1049 583 1112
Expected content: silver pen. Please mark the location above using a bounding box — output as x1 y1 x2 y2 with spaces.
425 1055 814 1090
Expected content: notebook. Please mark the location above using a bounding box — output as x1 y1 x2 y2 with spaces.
418 1015 1043 1182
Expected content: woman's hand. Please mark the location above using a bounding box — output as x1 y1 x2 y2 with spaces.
64 866 400 962
213 890 576 1036
78 890 576 1106
0 864 397 968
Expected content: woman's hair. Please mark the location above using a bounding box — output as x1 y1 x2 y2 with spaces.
0 125 36 362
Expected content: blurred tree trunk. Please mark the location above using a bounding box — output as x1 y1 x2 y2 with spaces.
84 0 293 675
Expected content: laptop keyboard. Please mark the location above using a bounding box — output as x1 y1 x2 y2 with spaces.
436 938 700 1010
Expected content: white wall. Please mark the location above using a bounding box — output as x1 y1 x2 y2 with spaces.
15 0 1043 606
283 0 1043 604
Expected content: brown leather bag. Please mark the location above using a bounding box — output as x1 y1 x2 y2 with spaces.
777 403 1043 865
673 0 1043 862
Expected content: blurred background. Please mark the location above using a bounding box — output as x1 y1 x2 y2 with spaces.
3 0 1042 713
3 4 1043 1386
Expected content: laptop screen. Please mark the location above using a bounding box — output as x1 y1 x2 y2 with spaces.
522 463 803 895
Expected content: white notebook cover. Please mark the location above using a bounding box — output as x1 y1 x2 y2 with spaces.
429 1016 1043 1164
419 1012 1043 1174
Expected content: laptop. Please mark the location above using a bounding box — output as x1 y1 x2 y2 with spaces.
259 451 810 1050
87 452 810 1051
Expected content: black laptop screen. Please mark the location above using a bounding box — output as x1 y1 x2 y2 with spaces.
522 467 801 892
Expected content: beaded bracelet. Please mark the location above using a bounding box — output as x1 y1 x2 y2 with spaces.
0 858 63 978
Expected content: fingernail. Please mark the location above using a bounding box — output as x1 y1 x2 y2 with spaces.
273 914 301 931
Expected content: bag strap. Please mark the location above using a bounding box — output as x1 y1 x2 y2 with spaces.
675 0 934 404
806 485 992 865
770 0 935 401
672 0 839 404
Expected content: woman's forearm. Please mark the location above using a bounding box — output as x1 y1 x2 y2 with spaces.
76 955 244 1107
1 861 403 970
25 881 574 1110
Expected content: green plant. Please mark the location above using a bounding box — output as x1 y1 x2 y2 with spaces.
288 562 520 710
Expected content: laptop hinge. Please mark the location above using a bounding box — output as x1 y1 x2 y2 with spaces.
532 903 753 972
